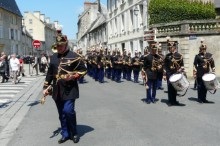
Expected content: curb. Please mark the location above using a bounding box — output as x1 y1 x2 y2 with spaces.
0 76 45 146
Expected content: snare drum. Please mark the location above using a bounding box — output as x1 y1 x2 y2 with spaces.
169 73 190 91
202 73 220 90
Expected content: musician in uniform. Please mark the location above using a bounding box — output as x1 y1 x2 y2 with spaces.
122 50 127 79
164 42 185 106
125 52 132 81
132 51 141 83
97 48 105 83
142 45 162 103
110 50 117 81
42 33 87 144
193 43 215 103
105 49 112 79
114 49 123 82
157 45 165 90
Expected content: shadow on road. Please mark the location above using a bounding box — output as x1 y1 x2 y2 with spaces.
77 125 94 137
161 99 169 106
50 127 61 138
27 100 40 106
0 101 12 108
188 97 198 102
49 125 94 139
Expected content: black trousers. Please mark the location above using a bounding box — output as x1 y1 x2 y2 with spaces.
197 77 207 101
167 80 177 104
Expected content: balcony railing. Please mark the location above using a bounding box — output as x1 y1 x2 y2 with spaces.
150 19 220 37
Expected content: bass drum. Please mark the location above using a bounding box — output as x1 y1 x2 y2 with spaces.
202 73 220 90
169 73 190 92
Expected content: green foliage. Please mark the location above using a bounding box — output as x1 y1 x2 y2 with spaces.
149 0 217 25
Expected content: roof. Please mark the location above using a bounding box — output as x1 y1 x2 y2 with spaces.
89 14 107 32
0 0 22 17
215 0 220 8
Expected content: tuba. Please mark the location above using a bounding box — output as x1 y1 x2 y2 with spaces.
51 43 57 53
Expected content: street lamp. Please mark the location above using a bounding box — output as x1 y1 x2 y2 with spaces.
134 6 139 30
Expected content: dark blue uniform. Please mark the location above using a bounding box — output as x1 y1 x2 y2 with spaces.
164 52 184 105
193 52 215 103
43 49 87 140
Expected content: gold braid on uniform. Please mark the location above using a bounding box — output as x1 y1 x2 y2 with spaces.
170 54 183 70
56 56 87 83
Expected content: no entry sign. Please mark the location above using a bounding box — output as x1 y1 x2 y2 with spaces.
32 40 41 48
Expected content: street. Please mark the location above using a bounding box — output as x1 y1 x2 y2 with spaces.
3 75 220 146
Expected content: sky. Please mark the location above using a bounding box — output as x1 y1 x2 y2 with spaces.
15 0 107 40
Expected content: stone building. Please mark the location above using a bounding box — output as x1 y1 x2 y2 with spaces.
22 11 59 55
107 0 148 56
0 0 23 55
77 0 107 54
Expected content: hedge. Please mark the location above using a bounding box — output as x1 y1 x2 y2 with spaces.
149 0 217 25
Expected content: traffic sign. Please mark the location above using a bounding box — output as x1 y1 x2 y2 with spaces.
32 40 41 48
143 29 156 41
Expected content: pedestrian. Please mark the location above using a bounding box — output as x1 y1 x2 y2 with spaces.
9 53 20 84
42 32 87 144
31 56 38 75
193 41 215 103
0 56 9 83
164 41 185 106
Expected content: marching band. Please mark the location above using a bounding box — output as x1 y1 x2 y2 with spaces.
68 38 218 106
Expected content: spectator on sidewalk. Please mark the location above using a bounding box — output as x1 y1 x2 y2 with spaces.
0 56 9 83
18 56 25 77
31 56 38 75
9 53 20 84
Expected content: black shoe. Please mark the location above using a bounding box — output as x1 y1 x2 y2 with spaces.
72 135 79 143
158 87 164 90
202 100 214 104
58 137 69 144
173 102 185 106
197 99 203 103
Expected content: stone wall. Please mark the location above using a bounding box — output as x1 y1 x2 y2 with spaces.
151 19 220 78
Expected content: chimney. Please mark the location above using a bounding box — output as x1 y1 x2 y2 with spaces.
33 11 40 19
84 1 93 10
40 14 45 22
45 17 50 23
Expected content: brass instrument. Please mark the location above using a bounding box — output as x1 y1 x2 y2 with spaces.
141 68 149 89
151 54 164 71
133 58 140 66
126 57 132 66
41 85 52 105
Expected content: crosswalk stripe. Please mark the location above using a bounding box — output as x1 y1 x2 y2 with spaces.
0 77 37 104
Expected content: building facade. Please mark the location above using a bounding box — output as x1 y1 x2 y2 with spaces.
0 0 23 55
23 11 58 55
77 1 107 54
107 0 148 55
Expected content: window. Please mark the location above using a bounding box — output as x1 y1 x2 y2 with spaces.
9 29 14 40
29 29 33 35
29 19 33 24
0 12 2 20
0 25 3 38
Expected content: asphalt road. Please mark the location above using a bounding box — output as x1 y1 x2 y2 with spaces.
8 75 220 146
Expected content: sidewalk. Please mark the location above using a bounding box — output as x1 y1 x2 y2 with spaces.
0 74 45 145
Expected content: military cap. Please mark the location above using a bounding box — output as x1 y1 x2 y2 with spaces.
56 34 68 45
